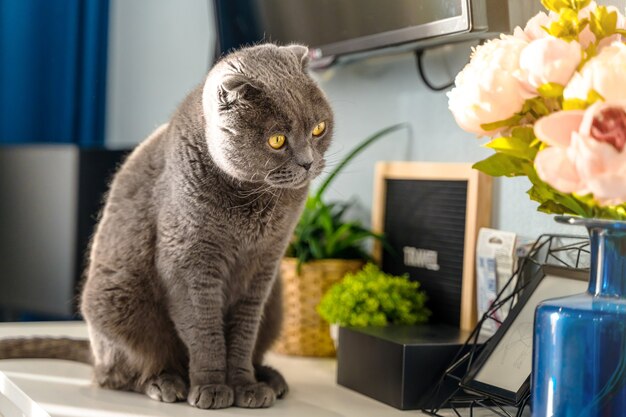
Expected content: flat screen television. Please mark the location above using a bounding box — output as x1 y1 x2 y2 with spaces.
214 0 533 63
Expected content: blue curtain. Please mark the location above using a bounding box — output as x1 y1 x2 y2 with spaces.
0 0 109 146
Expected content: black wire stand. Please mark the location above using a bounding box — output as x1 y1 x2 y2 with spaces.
422 234 591 417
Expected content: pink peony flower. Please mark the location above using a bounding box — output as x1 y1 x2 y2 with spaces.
564 42 626 102
517 37 581 96
448 35 528 136
514 11 558 42
577 1 599 48
534 101 626 205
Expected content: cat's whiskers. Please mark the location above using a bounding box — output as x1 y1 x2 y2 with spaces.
230 186 278 210
231 171 287 207
242 187 276 216
322 149 344 160
234 160 290 203
236 181 269 198
264 188 284 226
263 160 290 183
258 183 284 220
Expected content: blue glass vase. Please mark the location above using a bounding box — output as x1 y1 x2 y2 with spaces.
532 216 626 417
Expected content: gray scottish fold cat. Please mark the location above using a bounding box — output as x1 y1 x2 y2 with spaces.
0 43 333 409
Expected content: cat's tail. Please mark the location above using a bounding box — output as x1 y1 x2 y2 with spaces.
0 337 93 364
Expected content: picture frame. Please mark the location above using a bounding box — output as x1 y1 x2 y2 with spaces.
460 265 589 405
372 162 492 330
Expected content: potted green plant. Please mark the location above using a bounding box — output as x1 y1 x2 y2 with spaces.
273 124 407 357
317 263 431 346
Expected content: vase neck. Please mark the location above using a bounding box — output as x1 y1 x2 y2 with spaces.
588 225 626 298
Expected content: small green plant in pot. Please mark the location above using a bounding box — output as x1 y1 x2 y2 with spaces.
274 124 408 357
318 263 431 345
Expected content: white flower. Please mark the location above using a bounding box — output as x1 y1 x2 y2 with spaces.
518 37 581 96
564 42 626 102
448 35 528 136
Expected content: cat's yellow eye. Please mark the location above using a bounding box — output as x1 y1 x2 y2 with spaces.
268 134 286 149
312 121 326 137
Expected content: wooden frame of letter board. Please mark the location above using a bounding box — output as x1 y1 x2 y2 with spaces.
372 162 492 331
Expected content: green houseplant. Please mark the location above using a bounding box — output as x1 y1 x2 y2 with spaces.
273 123 408 357
318 263 431 328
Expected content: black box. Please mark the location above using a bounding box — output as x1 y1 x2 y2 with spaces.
337 324 477 410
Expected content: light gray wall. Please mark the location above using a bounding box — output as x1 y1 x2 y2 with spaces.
106 0 214 149
105 0 626 239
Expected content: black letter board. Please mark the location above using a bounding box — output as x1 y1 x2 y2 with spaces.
372 162 492 330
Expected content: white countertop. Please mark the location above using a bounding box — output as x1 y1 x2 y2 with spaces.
0 322 477 417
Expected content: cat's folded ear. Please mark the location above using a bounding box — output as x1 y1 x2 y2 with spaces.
282 44 310 71
218 73 261 109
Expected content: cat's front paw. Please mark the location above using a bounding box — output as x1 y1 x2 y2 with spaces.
233 382 276 408
255 364 289 398
144 372 188 403
188 384 234 409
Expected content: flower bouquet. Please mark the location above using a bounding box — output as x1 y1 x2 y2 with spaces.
448 2 626 414
448 0 626 218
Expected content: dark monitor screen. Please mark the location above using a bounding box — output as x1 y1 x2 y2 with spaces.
214 0 468 58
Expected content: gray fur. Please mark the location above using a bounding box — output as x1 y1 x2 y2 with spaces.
0 44 333 409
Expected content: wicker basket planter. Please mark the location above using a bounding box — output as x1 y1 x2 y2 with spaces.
273 257 364 357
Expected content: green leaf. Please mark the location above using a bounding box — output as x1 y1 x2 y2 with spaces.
484 136 537 161
554 194 591 217
525 169 592 217
524 97 551 117
472 153 528 177
527 182 556 203
544 7 588 41
561 90 603 111
326 223 354 255
479 114 522 132
537 200 569 214
579 41 598 68
317 207 334 236
589 6 618 40
333 230 379 253
541 0 572 12
290 194 389 265
563 98 588 110
511 126 536 142
588 89 605 105
330 202 351 222
542 0 590 12
574 0 592 9
538 82 565 99
309 238 325 259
